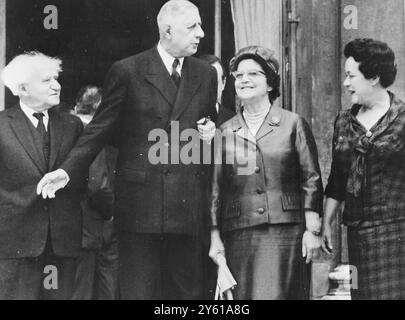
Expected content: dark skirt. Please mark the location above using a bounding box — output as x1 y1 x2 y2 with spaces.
347 219 405 300
224 223 310 300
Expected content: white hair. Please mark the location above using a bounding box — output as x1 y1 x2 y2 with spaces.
157 0 197 37
1 51 62 96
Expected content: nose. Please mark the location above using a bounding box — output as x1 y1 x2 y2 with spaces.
51 79 61 91
240 72 251 82
343 76 350 87
196 24 204 38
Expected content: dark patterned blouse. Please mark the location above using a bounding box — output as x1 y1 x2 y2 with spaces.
325 92 405 226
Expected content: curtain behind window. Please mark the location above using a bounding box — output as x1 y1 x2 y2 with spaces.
230 0 282 60
230 0 283 110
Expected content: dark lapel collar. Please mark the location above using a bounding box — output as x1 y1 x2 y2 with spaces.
168 57 202 126
256 105 282 141
48 108 65 171
232 112 256 145
144 46 178 110
8 105 46 174
364 91 404 141
376 91 403 132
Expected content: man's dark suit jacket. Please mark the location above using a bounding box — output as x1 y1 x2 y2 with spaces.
217 104 235 126
60 46 218 236
0 105 87 259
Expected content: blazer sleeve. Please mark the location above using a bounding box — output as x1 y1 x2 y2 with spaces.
60 61 128 180
208 128 226 229
324 113 346 201
295 116 324 215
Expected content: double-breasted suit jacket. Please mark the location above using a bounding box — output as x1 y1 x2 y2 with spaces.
60 46 218 236
209 106 323 232
0 105 87 259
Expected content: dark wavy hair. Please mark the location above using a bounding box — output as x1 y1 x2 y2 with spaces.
230 46 281 104
344 38 397 88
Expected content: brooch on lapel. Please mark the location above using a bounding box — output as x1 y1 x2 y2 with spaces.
269 116 280 126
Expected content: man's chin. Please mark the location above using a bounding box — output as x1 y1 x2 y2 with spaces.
46 99 60 109
187 47 198 56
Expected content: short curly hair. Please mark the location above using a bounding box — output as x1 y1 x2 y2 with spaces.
344 38 397 88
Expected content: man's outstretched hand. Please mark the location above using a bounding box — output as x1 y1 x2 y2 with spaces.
36 169 70 199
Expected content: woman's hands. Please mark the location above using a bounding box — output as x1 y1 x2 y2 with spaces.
209 228 226 265
302 231 322 264
320 198 343 255
321 222 333 255
302 210 322 264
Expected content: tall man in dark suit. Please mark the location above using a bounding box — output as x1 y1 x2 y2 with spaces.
37 0 218 299
0 51 87 299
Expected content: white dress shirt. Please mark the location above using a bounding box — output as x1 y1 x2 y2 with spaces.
19 101 49 132
157 42 184 76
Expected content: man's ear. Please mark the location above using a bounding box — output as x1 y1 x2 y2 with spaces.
163 24 172 39
19 84 29 97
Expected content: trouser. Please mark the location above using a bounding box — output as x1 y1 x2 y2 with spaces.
72 234 119 300
117 232 203 300
0 235 78 300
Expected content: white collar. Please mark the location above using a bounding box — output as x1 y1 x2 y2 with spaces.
157 42 184 76
19 101 49 130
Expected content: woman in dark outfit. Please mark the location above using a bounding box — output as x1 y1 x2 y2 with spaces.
208 46 323 300
322 38 405 300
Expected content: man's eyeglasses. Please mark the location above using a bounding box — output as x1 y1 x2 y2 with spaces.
231 70 266 81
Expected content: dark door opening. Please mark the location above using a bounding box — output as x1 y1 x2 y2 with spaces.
5 0 235 110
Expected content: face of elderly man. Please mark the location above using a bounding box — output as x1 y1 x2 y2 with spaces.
21 66 61 111
165 6 205 57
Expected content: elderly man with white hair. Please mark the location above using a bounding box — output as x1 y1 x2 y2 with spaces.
36 0 218 299
0 51 87 299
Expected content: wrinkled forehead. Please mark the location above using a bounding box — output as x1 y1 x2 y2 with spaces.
25 64 60 83
171 6 200 25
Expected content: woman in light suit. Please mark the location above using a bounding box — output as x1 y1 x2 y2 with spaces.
208 46 323 300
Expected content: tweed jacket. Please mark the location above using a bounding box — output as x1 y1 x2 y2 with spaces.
0 105 87 258
325 92 405 225
60 46 217 236
209 106 323 232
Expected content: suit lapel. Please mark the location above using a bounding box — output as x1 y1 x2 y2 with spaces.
144 47 178 113
8 105 46 174
370 92 403 141
233 112 257 145
168 58 202 127
48 109 65 171
255 105 282 141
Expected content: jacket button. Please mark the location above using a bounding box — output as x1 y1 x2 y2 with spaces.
256 188 264 194
257 208 265 214
164 142 170 147
254 167 260 173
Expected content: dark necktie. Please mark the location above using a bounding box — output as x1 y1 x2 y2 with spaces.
33 112 46 138
33 112 50 165
171 58 181 87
